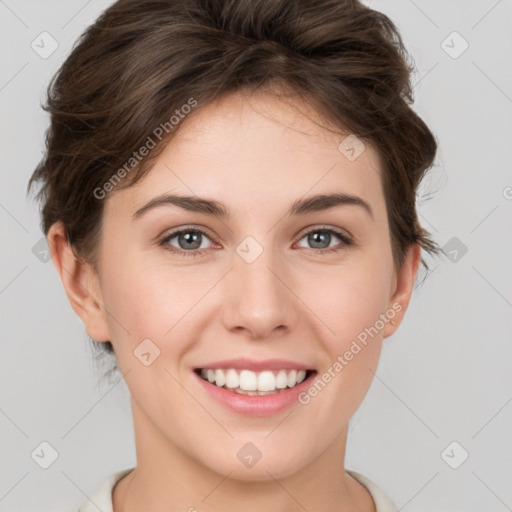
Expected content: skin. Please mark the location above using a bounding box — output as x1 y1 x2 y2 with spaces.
49 88 420 512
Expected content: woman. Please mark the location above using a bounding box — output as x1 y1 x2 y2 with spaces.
27 0 440 510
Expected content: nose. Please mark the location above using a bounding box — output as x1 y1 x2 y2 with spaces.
221 245 299 340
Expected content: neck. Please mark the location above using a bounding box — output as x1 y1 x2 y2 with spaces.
113 397 375 512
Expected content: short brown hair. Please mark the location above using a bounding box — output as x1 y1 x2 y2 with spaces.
27 0 441 364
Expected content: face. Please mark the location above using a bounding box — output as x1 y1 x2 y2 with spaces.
52 89 419 481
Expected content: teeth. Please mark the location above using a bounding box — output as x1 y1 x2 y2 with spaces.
225 369 239 389
257 371 275 391
287 370 297 388
214 369 226 387
199 368 308 393
275 370 289 389
240 369 257 391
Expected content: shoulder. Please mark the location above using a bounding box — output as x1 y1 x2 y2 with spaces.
346 469 399 512
77 467 135 512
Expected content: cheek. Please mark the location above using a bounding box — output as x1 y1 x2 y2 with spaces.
318 259 392 329
306 253 394 369
99 253 207 362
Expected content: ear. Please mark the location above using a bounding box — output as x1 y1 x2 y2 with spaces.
382 243 421 339
47 222 111 342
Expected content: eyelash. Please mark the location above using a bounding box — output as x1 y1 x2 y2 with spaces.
158 225 353 258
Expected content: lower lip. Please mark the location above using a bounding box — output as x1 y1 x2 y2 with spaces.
193 371 315 416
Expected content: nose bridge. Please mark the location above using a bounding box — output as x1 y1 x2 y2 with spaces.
221 236 298 338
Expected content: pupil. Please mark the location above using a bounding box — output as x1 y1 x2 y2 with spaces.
180 231 201 249
309 231 329 249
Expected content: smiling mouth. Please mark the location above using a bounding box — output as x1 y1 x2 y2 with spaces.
194 368 317 396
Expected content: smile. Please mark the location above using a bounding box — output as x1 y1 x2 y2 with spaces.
195 368 316 395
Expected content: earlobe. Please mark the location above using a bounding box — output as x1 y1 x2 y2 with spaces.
382 243 421 339
47 222 111 342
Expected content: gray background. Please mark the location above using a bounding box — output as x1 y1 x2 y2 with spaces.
1 1 511 511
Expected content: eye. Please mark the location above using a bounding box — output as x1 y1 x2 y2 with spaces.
158 225 353 258
295 227 352 253
159 226 214 257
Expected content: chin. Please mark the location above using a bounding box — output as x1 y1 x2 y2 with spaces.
198 443 310 482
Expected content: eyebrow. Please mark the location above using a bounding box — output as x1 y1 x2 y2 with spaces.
132 192 374 221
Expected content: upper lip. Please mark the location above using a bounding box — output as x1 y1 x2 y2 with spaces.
195 358 314 372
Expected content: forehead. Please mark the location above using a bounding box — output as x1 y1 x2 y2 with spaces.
106 90 386 219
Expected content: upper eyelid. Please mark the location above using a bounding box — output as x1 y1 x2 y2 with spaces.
162 225 215 242
296 224 350 238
